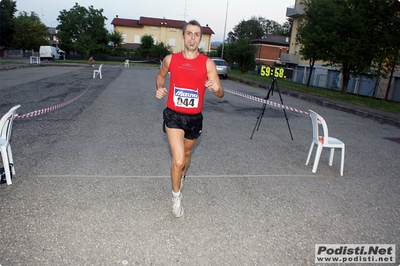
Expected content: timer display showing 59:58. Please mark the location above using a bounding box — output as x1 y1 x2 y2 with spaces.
259 66 293 79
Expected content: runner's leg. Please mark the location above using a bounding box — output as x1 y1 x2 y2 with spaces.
182 138 197 177
165 127 186 193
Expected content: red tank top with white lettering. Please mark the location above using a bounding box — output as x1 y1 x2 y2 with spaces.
166 52 208 114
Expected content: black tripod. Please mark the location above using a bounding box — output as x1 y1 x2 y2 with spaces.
250 78 294 140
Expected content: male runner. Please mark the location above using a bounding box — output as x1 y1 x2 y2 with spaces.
156 20 224 218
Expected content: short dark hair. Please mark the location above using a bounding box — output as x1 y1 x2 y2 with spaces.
182 20 202 37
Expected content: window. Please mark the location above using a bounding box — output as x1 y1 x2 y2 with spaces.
169 38 176 47
122 34 127 43
295 44 300 54
134 35 141 44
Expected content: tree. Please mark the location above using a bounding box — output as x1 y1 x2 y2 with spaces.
109 29 124 48
385 48 400 100
56 3 109 55
296 9 326 88
299 46 317 88
135 34 155 58
228 16 291 43
207 49 219 58
0 0 17 47
258 17 292 37
150 42 172 61
224 38 257 73
297 0 400 94
228 16 264 42
108 29 126 56
225 17 262 72
12 11 49 50
280 18 293 37
369 1 400 98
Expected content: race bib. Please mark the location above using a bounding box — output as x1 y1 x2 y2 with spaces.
173 86 199 108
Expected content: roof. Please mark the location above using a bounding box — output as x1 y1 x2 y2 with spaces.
252 35 290 46
111 18 143 28
111 16 214 35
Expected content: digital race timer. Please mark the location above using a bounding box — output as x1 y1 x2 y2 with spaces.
259 66 293 79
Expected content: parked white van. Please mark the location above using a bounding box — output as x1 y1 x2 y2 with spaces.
39 46 60 60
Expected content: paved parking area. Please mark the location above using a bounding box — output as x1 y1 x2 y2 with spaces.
0 63 399 265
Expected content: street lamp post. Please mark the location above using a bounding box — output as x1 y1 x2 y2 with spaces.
221 0 229 59
50 21 58 48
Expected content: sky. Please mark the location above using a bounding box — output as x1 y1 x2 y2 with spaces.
14 0 295 42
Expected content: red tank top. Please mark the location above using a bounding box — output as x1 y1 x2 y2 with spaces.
166 52 208 114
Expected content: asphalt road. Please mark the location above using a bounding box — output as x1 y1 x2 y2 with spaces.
0 63 399 265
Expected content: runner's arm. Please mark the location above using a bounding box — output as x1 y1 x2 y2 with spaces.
205 58 224 98
156 55 171 99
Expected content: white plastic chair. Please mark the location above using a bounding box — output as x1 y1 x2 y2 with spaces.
93 63 103 79
0 105 20 185
305 110 345 176
124 59 129 68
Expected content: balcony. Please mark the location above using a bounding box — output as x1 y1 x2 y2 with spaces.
286 4 305 18
280 53 300 64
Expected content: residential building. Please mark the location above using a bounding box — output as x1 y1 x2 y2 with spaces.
252 35 290 66
48 27 58 47
111 16 215 53
282 0 400 102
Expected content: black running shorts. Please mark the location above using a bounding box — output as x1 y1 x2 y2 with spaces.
163 108 203 140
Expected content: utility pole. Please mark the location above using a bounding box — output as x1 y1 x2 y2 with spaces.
221 0 229 59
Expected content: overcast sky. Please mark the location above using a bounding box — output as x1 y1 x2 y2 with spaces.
15 0 295 42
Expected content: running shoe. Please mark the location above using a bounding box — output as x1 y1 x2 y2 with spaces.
172 192 184 218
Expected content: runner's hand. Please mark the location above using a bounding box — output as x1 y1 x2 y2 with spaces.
205 80 219 93
156 87 168 99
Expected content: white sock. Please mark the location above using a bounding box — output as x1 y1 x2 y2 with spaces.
172 191 181 198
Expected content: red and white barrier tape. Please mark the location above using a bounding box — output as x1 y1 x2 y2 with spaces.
224 88 309 115
12 60 139 119
12 79 307 120
16 84 92 119
12 61 133 119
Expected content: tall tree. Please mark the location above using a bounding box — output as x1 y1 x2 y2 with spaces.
228 16 264 42
150 42 173 61
226 17 262 72
135 34 155 58
0 0 17 47
297 0 400 94
258 17 291 37
369 0 400 98
280 18 293 37
109 29 124 48
12 11 49 50
296 8 326 88
224 38 257 73
56 3 109 55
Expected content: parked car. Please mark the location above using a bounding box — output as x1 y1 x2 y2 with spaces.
39 46 60 60
211 58 228 79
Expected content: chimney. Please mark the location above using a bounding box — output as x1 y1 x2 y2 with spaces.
285 37 289 42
